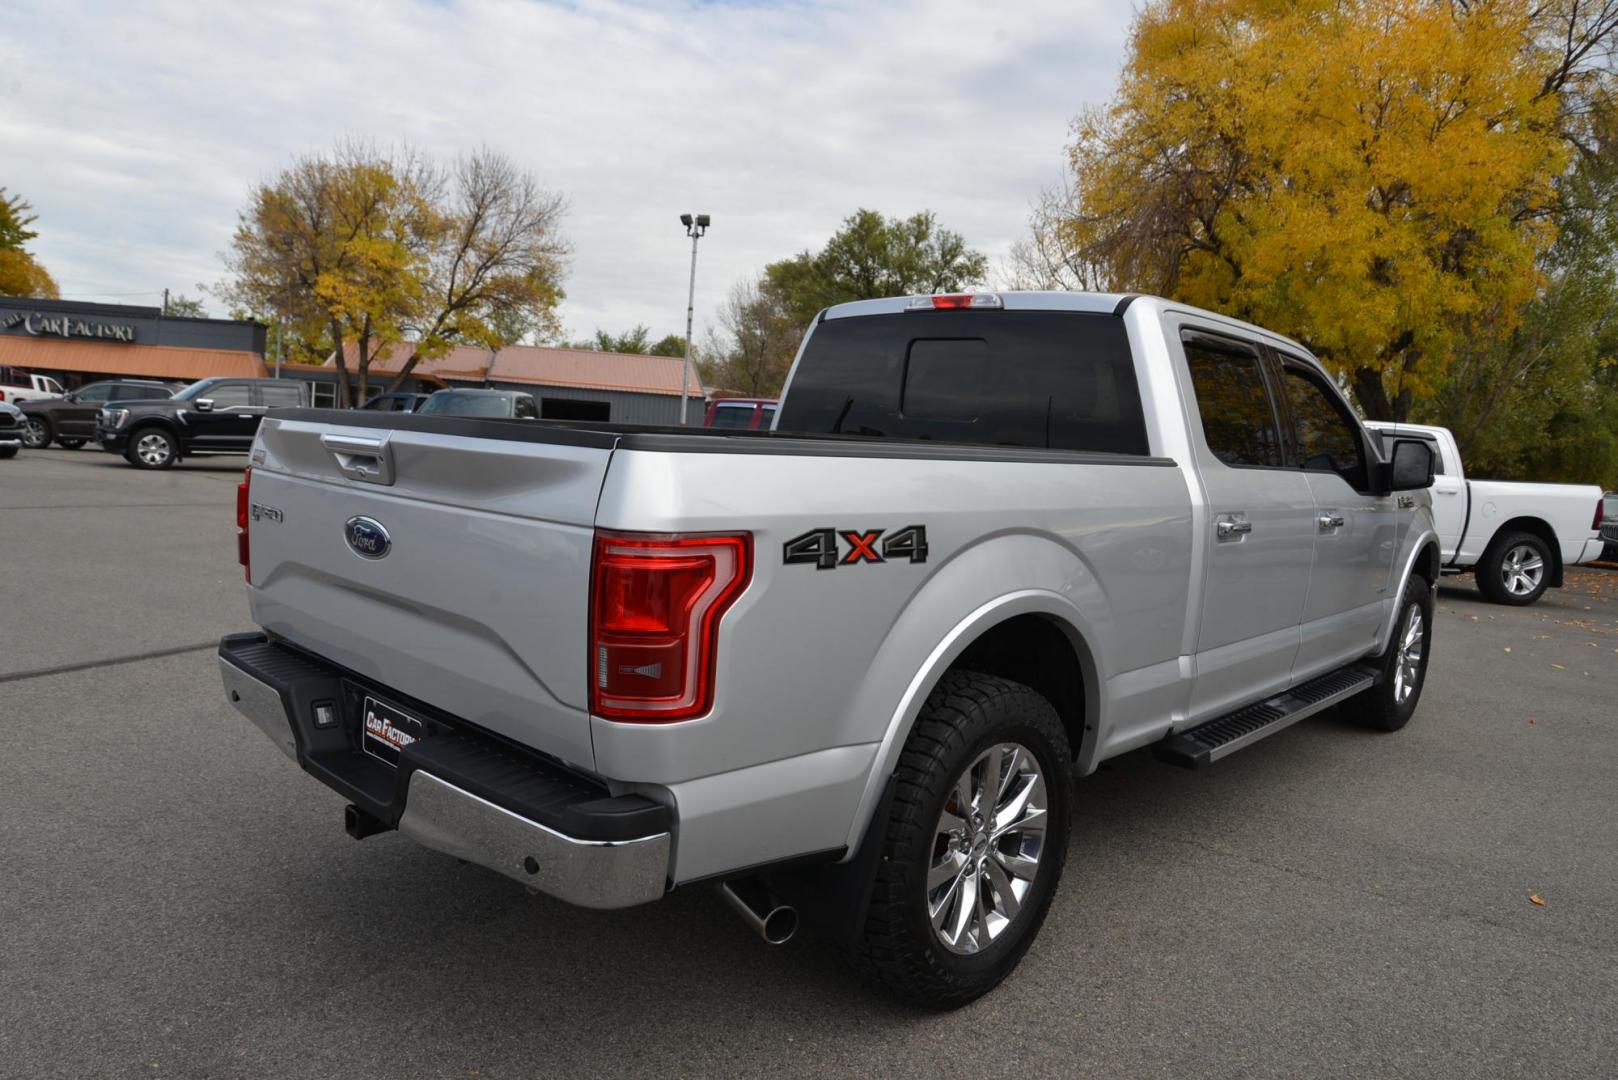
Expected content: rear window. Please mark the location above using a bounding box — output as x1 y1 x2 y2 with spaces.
419 391 512 417
776 311 1148 455
710 404 756 429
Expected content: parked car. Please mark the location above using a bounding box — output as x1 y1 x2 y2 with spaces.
416 388 538 418
360 391 431 414
0 365 66 405
0 400 23 458
97 377 307 469
19 379 182 449
1366 422 1603 605
1602 492 1618 561
705 397 778 430
219 291 1439 1007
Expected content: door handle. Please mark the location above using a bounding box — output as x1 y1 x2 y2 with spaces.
321 432 395 486
1215 516 1253 541
1318 512 1346 532
1434 488 1459 496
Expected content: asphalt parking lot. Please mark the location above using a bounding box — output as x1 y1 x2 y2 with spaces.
3 447 1616 1079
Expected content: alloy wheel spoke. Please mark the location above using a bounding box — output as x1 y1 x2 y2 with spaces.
994 771 1039 833
995 849 1041 881
983 856 1021 922
979 746 1005 819
928 852 965 892
947 866 978 946
994 804 1046 843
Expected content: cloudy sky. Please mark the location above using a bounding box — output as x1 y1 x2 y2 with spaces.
0 0 1128 343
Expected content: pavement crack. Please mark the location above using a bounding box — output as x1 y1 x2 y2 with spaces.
0 642 217 684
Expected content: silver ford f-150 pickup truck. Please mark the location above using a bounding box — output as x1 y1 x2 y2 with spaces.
219 292 1439 1006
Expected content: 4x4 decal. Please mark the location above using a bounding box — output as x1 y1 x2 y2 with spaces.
783 525 929 570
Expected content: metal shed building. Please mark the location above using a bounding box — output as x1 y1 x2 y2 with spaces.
335 342 706 424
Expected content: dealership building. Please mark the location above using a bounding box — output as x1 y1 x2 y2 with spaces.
0 297 268 386
1 296 708 422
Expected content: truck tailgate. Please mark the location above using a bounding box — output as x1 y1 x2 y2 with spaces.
244 417 615 771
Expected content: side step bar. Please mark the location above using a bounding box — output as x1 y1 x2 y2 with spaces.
1155 665 1378 769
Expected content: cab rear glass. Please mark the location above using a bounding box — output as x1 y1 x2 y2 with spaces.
776 311 1148 455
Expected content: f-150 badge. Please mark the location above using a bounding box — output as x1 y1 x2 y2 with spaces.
782 526 928 570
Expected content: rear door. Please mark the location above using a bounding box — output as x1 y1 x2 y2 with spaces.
1273 355 1397 678
1174 325 1316 721
246 416 619 770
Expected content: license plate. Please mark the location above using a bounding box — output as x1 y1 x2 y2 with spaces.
361 696 427 767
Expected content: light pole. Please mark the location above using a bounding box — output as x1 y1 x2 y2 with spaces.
679 212 710 425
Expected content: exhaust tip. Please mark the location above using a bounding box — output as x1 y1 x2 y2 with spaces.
719 878 798 946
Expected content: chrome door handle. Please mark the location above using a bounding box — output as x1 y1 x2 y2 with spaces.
1216 516 1253 541
1318 513 1346 532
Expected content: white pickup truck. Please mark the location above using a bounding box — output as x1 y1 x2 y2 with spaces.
218 292 1440 1006
0 365 66 405
1366 422 1603 605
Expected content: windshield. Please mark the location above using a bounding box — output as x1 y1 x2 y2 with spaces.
418 391 511 417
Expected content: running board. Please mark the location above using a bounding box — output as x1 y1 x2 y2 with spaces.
1155 665 1379 769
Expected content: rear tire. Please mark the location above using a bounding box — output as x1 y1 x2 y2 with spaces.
0 446 17 459
847 671 1073 1008
1350 575 1434 732
1477 530 1551 606
127 427 177 469
56 437 86 449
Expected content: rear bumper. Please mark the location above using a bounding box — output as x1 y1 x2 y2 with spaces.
218 633 672 909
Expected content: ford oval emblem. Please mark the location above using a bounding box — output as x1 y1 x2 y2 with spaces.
344 516 391 559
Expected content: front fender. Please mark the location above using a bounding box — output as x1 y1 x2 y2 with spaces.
1378 526 1440 652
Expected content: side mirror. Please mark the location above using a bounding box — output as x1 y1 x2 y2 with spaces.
1382 438 1435 493
194 398 215 412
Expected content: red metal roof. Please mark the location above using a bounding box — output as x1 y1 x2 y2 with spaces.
337 341 704 397
0 337 265 380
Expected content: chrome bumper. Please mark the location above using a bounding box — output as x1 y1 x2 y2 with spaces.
219 657 671 910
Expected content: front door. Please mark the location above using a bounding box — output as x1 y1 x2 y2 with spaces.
188 382 259 449
1274 358 1398 678
58 382 115 437
1176 327 1316 722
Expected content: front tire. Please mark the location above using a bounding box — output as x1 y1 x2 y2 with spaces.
1477 530 1551 606
21 417 49 449
848 671 1073 1008
1350 575 1434 732
127 427 177 469
0 446 17 459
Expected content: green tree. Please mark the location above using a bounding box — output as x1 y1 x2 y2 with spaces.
577 326 686 356
0 188 59 299
764 208 988 327
221 142 568 404
164 293 208 318
1422 107 1618 487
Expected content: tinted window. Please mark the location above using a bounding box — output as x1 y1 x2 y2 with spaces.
1280 365 1367 489
513 395 539 419
1182 332 1282 467
259 384 303 409
777 311 1149 454
759 406 776 429
710 405 755 429
206 384 252 409
420 391 513 417
112 384 169 400
75 383 115 402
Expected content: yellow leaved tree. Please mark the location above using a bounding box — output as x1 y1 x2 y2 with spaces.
1053 0 1602 419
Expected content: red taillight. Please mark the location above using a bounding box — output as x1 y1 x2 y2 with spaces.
1594 499 1605 531
589 530 751 722
236 466 251 582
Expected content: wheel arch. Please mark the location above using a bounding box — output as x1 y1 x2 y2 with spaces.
126 418 183 457
1489 516 1563 587
1378 529 1440 652
840 588 1103 856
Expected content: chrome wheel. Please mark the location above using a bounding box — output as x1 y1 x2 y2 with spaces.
21 418 48 448
135 432 172 466
928 742 1047 955
1393 605 1424 704
1501 543 1544 597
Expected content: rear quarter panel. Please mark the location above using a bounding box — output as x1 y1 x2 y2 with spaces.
590 447 1194 787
